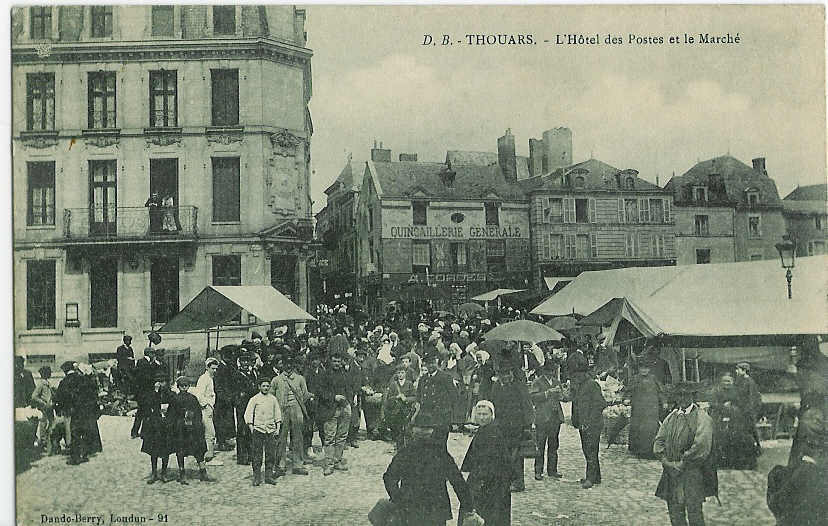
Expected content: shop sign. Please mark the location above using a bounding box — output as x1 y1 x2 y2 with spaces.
389 225 524 239
405 272 486 283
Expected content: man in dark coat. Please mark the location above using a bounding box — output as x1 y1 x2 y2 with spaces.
131 347 164 438
565 347 589 382
233 352 259 465
490 365 533 492
14 356 36 408
627 361 663 459
383 421 475 526
789 340 828 465
415 350 457 447
115 335 135 394
317 351 352 475
734 361 763 449
530 352 565 480
303 350 327 455
54 361 96 465
213 346 238 450
653 382 717 526
571 371 607 488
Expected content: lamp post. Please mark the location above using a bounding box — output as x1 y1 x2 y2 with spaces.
774 235 797 299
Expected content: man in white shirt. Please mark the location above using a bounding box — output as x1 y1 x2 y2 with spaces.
195 357 219 461
245 378 282 486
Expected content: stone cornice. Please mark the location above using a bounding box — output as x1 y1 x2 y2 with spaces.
12 38 312 67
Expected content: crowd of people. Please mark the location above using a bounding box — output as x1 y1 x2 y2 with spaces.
13 301 828 526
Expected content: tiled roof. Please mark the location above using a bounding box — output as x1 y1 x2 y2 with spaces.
369 161 527 201
784 184 827 201
664 155 782 206
325 159 365 195
518 158 663 193
446 150 498 166
783 200 827 215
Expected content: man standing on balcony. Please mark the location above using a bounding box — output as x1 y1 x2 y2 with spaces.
145 191 162 233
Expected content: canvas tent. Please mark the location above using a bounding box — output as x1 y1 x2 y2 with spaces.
472 288 524 302
158 285 315 333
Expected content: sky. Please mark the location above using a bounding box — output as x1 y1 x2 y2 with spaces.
304 4 825 212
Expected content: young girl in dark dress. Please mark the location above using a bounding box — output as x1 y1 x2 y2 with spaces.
167 376 215 484
141 375 172 483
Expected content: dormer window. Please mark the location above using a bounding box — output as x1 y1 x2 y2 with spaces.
625 176 635 190
692 185 708 201
574 175 585 188
746 189 760 206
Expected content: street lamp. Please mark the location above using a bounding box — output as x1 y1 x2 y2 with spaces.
774 235 796 299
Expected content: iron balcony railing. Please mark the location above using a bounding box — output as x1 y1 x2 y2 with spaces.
63 206 198 240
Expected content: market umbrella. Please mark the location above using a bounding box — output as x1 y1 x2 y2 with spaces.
483 320 564 343
458 302 485 315
546 315 578 331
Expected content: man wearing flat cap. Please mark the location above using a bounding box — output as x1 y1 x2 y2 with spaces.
653 382 717 526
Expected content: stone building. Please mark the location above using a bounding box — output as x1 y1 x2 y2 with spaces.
12 5 314 365
665 156 786 265
520 135 676 286
355 133 531 314
782 184 827 257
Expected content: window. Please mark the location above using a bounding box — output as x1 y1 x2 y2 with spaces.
696 249 711 264
652 234 665 257
485 202 499 226
624 199 638 223
212 157 240 222
574 199 589 223
693 186 708 201
211 69 239 126
815 216 823 230
26 73 55 131
576 234 590 259
90 6 113 38
546 198 563 223
748 215 761 238
89 160 117 236
412 241 430 268
149 70 177 127
564 234 577 259
750 254 763 261
590 233 598 258
747 191 760 206
450 243 467 269
563 198 575 223
413 201 427 226
213 255 241 322
367 206 374 232
486 240 506 273
27 162 55 226
625 232 637 257
90 258 118 328
545 234 562 259
30 7 52 40
694 215 709 236
625 176 635 190
574 175 585 188
88 72 116 129
150 257 179 324
271 256 296 300
808 241 826 256
26 260 55 329
213 6 236 35
650 199 664 223
638 198 650 223
151 6 174 37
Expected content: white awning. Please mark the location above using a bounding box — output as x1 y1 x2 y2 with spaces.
543 277 576 292
158 285 315 333
471 288 525 302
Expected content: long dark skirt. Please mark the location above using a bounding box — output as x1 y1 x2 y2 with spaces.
141 414 172 457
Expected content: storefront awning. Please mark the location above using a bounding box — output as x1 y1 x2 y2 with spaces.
158 285 315 333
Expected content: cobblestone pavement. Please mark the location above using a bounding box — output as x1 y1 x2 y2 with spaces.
16 415 782 526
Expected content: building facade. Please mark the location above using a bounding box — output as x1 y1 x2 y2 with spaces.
520 130 676 286
665 156 786 265
13 5 314 365
782 184 827 257
356 134 532 314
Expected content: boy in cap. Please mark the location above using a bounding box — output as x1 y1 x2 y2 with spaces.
245 377 282 486
168 376 216 484
653 382 717 526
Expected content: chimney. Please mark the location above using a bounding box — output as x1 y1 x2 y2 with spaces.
542 127 573 172
371 140 392 162
497 128 517 183
529 138 545 176
752 157 767 175
399 153 418 162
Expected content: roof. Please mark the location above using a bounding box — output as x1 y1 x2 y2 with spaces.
471 288 525 302
158 286 315 333
782 200 827 216
368 161 527 201
531 255 828 337
519 158 663 193
446 150 498 166
325 159 365 195
784 184 827 201
664 155 782 206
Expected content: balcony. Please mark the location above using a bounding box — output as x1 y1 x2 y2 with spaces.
63 206 198 244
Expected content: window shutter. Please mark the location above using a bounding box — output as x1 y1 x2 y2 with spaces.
639 198 650 223
564 198 575 223
617 198 624 223
590 232 598 258
589 198 597 223
625 232 634 257
664 198 671 223
543 233 550 260
544 197 551 223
